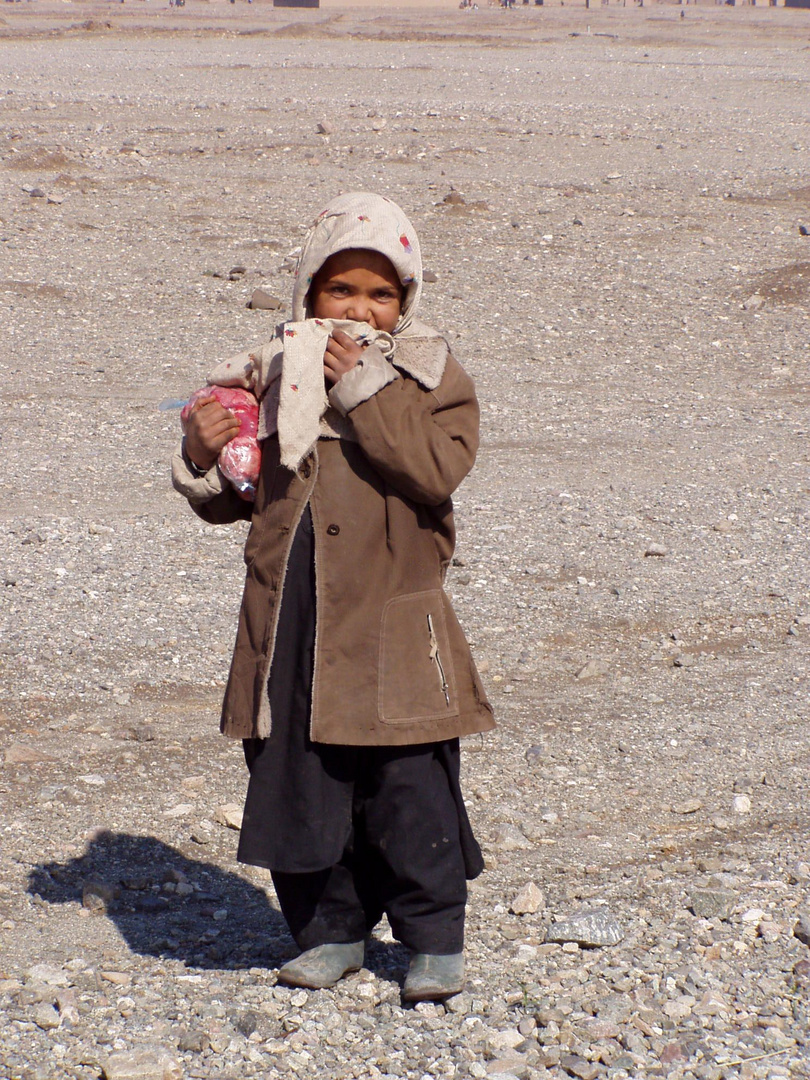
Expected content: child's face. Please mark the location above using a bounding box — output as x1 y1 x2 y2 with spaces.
309 249 403 332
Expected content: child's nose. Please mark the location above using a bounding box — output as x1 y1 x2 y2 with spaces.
348 296 371 321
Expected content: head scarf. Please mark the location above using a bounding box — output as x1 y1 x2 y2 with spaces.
206 193 433 473
292 191 423 333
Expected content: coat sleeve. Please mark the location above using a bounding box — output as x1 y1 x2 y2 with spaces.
337 354 480 506
171 439 252 524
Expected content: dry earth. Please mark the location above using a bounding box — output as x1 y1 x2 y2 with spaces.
1 3 809 1080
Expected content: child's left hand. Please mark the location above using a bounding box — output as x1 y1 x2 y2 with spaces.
323 330 364 386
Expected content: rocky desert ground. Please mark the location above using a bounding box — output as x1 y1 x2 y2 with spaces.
1 2 809 1079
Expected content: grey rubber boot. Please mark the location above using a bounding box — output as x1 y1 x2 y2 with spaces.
402 952 464 1002
277 941 365 989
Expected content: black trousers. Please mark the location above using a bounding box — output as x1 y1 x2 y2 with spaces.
237 508 482 955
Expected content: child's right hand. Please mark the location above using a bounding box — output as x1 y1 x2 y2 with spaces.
184 396 241 471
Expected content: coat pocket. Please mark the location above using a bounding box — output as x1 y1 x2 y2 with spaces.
379 590 458 723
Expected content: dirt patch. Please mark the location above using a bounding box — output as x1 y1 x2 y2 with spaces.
1 279 69 300
747 261 810 306
3 148 74 172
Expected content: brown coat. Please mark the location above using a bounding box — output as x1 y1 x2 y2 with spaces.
181 351 495 746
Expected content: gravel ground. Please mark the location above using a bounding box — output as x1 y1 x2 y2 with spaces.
1 3 809 1079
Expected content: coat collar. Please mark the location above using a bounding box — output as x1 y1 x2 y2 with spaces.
393 318 448 391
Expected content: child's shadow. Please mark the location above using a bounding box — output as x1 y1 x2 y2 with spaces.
27 830 290 970
27 830 411 981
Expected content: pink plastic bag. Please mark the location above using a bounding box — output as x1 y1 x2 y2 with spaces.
181 386 260 502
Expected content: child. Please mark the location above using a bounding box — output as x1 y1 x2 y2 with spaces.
172 192 495 1002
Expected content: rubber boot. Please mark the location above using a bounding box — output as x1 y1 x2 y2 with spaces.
276 941 365 989
402 952 464 1002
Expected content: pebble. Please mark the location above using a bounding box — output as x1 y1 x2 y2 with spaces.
246 288 283 310
101 1048 183 1080
794 913 810 946
493 823 533 851
215 803 244 830
510 881 545 915
690 886 736 920
644 543 669 557
743 292 766 311
732 794 752 814
559 1055 600 1080
33 1003 61 1030
575 658 608 681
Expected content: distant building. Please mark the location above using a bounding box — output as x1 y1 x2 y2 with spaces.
274 0 319 6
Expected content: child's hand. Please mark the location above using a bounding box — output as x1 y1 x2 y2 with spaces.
323 330 365 386
184 396 240 470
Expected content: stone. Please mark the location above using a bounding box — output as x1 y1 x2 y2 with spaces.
672 798 702 814
559 1054 599 1080
444 990 472 1015
316 122 331 135
644 543 668 557
732 774 762 794
689 886 735 920
190 821 214 844
743 293 765 312
101 1048 183 1080
692 990 730 1016
663 997 694 1022
545 907 624 947
178 1029 209 1052
247 289 283 310
493 823 532 851
732 794 751 814
793 913 810 946
423 269 439 283
33 1003 61 1030
524 745 544 765
673 652 697 668
82 879 117 912
443 190 466 205
487 1029 525 1053
26 963 70 987
486 1064 525 1080
659 1040 689 1064
216 803 243 830
510 882 544 915
575 658 608 681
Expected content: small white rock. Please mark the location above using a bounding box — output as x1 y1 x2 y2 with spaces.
732 794 752 814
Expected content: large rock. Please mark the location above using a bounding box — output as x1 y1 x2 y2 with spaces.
689 886 735 920
545 908 624 947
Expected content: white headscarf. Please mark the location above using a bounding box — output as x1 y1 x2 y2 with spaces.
292 191 423 333
207 193 437 473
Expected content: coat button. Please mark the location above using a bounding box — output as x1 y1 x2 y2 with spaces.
326 524 340 536
300 461 312 479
